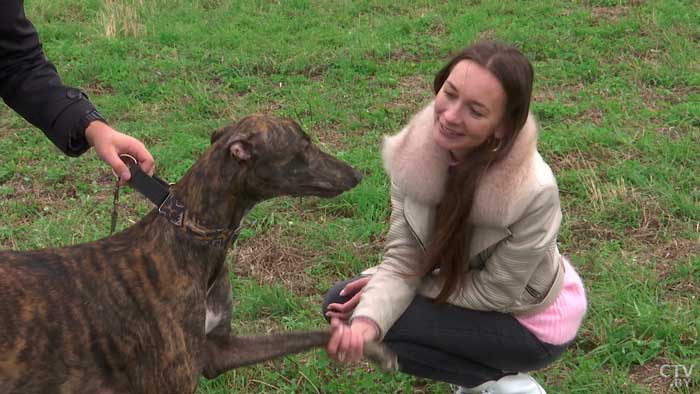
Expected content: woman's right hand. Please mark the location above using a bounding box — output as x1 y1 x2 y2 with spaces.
325 276 371 321
327 317 378 364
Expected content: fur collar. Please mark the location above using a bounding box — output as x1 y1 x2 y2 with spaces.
382 100 540 225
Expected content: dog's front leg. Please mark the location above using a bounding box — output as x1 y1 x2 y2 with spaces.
201 265 397 378
201 330 398 379
201 329 332 378
202 267 336 377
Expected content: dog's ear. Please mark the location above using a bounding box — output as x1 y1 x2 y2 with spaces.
229 140 252 162
210 126 230 145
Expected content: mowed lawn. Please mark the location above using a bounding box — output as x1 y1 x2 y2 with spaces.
1 0 698 393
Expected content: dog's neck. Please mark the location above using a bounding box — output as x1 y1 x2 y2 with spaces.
171 148 257 232
136 149 258 289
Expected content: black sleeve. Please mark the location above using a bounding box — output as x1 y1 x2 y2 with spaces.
0 0 103 157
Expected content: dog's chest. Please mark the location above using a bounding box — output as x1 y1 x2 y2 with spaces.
203 274 232 335
205 307 224 334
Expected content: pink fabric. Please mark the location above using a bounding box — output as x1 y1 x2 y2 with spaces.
515 258 587 345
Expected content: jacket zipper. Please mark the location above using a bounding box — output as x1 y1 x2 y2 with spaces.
404 212 426 252
525 285 541 300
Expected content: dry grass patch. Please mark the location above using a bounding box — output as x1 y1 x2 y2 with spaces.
565 216 618 250
629 357 678 394
583 106 605 126
639 84 693 109
308 122 349 151
233 225 316 295
589 6 632 24
0 108 23 138
1 170 77 211
390 74 432 112
654 125 694 141
229 314 288 335
25 1 88 24
387 48 424 63
584 175 672 235
299 65 329 81
533 82 585 104
0 233 18 250
560 166 684 256
86 79 116 96
652 237 700 265
547 147 610 175
99 0 144 38
654 238 700 301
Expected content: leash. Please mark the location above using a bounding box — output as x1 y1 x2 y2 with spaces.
110 154 172 235
109 154 238 248
110 178 120 235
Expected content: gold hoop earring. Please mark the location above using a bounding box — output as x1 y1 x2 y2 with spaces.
489 137 503 153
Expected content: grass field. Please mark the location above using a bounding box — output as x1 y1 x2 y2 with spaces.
1 0 699 392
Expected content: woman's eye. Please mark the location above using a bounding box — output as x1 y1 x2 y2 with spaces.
470 107 485 118
444 90 456 98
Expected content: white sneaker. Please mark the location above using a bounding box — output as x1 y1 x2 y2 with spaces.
453 373 546 394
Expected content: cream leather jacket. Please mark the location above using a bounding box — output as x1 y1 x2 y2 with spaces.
352 102 566 340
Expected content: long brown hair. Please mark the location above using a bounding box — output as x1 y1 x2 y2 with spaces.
423 41 534 303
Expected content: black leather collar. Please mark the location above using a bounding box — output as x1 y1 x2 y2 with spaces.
119 155 238 248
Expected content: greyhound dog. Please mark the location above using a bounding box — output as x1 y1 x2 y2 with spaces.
0 115 396 394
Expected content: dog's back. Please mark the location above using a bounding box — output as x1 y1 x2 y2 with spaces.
1 245 132 393
0 225 203 394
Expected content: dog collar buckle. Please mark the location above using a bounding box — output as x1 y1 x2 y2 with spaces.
210 238 225 248
158 194 186 227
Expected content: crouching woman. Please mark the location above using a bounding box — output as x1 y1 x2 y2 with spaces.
323 41 587 393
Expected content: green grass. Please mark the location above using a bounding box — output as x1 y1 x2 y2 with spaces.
2 0 699 392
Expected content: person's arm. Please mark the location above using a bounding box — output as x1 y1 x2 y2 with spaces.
327 183 425 363
350 182 426 340
0 1 154 179
0 0 99 157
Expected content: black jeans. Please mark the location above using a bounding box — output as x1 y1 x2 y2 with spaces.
322 277 571 388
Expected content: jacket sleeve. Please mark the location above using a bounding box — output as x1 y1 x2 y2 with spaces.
0 0 98 156
351 183 425 340
446 185 562 312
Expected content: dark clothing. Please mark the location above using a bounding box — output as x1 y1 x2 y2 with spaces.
0 0 98 156
323 277 571 388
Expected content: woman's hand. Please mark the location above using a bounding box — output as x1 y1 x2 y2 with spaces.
325 276 371 321
85 121 155 184
327 317 379 364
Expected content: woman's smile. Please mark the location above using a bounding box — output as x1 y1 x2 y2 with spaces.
438 122 466 138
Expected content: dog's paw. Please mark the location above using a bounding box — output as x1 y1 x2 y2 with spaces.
363 342 399 373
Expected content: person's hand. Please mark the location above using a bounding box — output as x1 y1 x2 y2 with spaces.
327 317 379 364
325 276 371 321
85 121 155 185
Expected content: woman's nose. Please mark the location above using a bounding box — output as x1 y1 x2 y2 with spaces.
443 102 460 125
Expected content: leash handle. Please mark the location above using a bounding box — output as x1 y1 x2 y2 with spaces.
114 154 171 207
112 154 139 180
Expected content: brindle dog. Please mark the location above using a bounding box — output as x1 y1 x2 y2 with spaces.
0 116 396 394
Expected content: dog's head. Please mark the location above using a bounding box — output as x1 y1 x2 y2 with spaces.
210 115 363 200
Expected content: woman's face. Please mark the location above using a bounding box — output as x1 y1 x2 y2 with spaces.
433 60 507 161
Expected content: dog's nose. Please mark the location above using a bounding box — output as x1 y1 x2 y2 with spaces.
350 168 363 185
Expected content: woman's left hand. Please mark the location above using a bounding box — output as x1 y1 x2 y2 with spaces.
326 317 378 364
325 276 371 321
